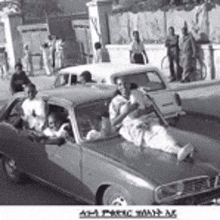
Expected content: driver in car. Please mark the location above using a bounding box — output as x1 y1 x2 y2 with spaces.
109 76 194 161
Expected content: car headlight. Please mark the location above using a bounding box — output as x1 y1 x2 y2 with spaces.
155 182 184 203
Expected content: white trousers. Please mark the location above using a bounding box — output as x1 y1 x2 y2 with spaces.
120 119 179 154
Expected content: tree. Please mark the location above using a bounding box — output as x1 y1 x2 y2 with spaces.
19 0 63 23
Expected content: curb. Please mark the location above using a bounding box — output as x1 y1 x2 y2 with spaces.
169 80 220 92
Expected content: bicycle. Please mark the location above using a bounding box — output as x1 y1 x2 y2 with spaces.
161 55 207 81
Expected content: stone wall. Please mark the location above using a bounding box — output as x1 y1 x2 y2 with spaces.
109 3 216 44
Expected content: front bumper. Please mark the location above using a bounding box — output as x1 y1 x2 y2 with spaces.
170 188 220 205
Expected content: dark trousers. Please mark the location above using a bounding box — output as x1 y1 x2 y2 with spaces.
51 49 56 69
133 54 144 64
168 55 180 80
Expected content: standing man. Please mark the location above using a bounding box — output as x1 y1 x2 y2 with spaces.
129 31 149 64
0 47 8 80
56 38 65 69
23 44 33 76
48 35 56 72
165 27 180 82
21 83 46 132
10 63 31 95
93 42 110 63
180 26 197 83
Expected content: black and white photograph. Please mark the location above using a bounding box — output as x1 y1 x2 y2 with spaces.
0 0 220 219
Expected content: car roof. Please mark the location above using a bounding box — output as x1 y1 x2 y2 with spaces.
59 63 160 79
38 84 117 105
13 84 117 106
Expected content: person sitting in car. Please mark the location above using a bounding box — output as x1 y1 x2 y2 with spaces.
86 113 112 141
34 112 70 145
79 71 96 84
21 83 46 132
43 112 69 138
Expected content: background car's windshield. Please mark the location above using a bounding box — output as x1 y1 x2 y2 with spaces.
113 71 166 91
75 99 117 141
54 74 69 87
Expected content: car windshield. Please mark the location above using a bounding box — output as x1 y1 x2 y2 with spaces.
75 99 117 141
55 73 77 87
113 71 166 91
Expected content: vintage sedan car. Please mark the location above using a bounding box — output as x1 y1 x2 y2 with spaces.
0 84 220 205
54 63 184 124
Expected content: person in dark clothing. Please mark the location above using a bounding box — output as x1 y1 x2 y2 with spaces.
79 71 96 84
165 27 180 82
129 31 149 64
10 63 31 95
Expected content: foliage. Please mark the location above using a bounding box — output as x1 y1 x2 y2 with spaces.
19 0 63 22
113 0 218 13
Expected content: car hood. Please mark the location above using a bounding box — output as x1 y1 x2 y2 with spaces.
84 128 220 185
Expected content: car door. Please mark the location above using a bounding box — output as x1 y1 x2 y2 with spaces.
43 102 84 197
0 98 56 181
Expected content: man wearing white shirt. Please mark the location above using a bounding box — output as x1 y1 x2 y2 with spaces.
129 31 149 64
21 83 46 132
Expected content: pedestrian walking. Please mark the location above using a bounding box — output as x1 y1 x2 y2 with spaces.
10 62 31 95
40 43 52 76
48 35 56 71
56 38 64 69
0 48 8 80
180 26 197 83
23 44 33 76
129 31 149 64
93 42 110 63
165 27 180 82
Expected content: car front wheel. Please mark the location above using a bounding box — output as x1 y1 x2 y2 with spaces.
2 156 25 183
102 186 134 205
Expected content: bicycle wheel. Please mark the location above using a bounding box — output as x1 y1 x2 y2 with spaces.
161 55 170 78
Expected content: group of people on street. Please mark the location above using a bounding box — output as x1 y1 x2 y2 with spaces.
129 26 197 83
40 35 65 76
21 35 65 77
165 26 197 83
13 73 193 161
9 57 194 161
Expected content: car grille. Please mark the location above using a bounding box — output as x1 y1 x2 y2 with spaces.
183 178 209 194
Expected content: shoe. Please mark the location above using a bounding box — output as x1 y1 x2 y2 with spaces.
177 143 194 161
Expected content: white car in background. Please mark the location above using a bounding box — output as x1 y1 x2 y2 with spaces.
54 63 184 124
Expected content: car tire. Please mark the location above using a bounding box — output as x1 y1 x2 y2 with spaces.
2 156 25 183
102 186 134 205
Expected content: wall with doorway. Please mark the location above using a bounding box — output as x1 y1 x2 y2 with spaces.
18 23 49 71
